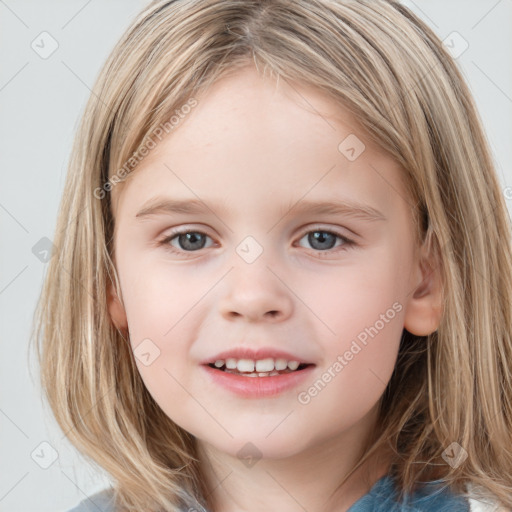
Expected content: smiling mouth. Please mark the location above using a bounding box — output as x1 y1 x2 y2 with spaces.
207 362 313 377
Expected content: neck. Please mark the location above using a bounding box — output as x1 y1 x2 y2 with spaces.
196 405 391 512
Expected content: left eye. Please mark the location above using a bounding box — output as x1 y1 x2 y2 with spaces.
296 229 353 251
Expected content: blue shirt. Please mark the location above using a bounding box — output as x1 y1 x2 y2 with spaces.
346 474 470 511
66 474 471 511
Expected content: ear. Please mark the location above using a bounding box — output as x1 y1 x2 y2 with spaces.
107 281 128 333
403 236 444 337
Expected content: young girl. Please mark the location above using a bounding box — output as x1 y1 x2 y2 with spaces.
32 0 512 511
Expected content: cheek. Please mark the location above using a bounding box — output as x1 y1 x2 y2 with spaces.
293 255 405 401
119 256 203 338
294 251 405 343
117 255 208 379
296 289 403 433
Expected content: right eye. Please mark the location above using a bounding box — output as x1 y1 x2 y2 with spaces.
159 229 216 254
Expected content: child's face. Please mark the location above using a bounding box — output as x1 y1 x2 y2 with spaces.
108 65 437 464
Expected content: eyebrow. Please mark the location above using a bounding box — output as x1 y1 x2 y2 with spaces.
135 197 387 222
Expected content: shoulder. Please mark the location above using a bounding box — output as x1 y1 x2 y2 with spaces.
65 488 116 512
348 475 471 511
65 488 203 512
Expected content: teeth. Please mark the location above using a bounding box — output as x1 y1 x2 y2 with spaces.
287 360 300 371
224 369 282 377
212 357 304 373
238 359 255 372
275 358 288 370
225 358 238 369
255 358 274 372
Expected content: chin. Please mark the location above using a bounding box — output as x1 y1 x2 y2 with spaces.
221 434 306 462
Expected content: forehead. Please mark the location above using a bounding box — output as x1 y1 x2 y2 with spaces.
112 66 411 227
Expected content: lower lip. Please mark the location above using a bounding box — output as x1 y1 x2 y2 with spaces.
201 364 316 398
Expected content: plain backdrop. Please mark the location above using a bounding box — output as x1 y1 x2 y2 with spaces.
1 1 511 511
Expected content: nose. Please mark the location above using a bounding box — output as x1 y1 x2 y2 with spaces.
218 262 294 323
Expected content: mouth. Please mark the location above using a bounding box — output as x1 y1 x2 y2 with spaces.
201 359 316 397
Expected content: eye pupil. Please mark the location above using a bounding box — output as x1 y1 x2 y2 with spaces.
179 232 206 250
309 231 336 250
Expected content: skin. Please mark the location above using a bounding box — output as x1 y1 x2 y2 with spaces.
108 64 442 512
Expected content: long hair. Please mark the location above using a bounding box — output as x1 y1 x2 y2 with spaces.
31 0 512 510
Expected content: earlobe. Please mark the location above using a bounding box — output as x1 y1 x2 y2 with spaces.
403 241 444 337
107 282 128 333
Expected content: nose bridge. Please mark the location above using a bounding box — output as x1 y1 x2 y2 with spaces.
218 234 293 322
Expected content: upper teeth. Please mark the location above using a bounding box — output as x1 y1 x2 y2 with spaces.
214 358 301 372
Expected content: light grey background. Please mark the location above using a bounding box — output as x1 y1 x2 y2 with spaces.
1 1 511 511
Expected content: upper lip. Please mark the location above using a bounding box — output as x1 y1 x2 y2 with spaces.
201 347 315 365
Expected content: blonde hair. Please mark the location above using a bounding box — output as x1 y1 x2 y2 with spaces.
31 0 512 510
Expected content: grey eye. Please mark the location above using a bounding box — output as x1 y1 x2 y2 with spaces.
298 230 341 251
170 231 213 251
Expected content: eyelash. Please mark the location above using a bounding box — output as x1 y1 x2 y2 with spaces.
158 226 356 258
